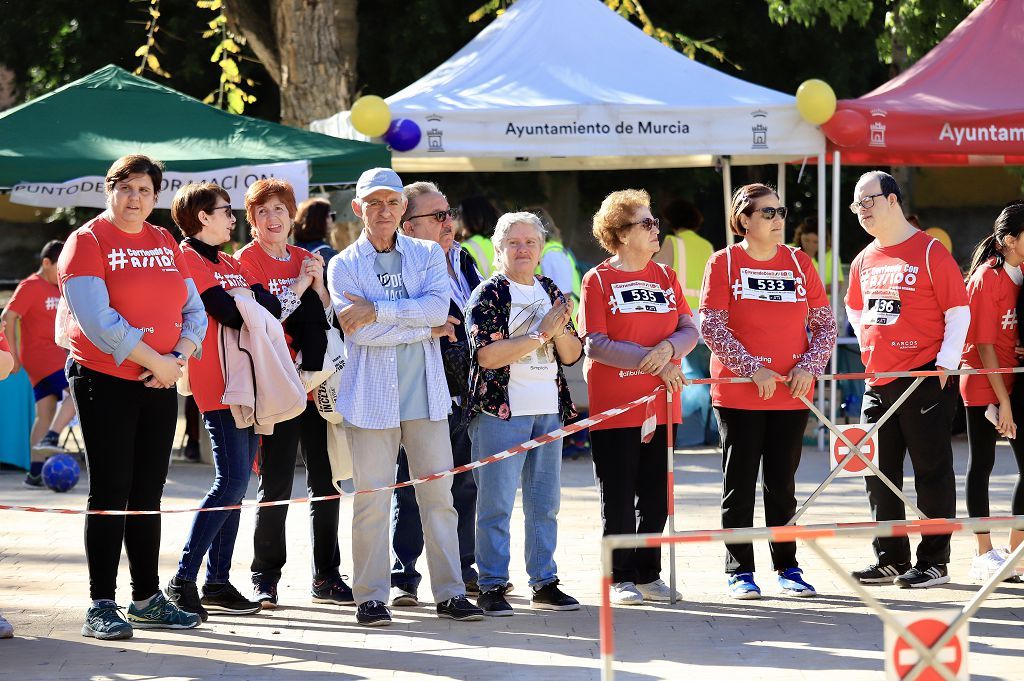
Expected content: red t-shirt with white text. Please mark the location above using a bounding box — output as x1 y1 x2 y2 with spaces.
846 231 968 386
5 273 67 384
57 216 191 380
960 263 1020 406
701 245 828 410
180 242 253 413
578 260 688 430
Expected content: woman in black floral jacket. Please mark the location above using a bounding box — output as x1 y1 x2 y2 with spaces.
464 211 583 617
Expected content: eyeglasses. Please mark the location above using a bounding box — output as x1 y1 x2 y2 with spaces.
406 207 460 224
210 204 233 216
620 217 660 231
849 193 886 213
753 206 788 220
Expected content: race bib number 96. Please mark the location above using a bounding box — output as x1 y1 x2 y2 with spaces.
610 280 672 314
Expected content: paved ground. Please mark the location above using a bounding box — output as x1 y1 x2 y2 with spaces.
1 435 1023 681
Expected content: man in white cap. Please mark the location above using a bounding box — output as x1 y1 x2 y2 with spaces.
326 167 483 626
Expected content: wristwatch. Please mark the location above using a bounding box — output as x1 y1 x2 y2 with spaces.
170 351 186 361
529 330 551 344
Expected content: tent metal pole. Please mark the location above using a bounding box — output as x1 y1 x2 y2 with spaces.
816 151 827 450
722 157 734 246
776 162 786 205
831 150 842 428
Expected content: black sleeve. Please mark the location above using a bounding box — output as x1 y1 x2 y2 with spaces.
251 284 282 319
200 286 244 330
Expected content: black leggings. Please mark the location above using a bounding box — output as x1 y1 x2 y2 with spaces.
251 401 341 584
965 405 1024 526
714 407 808 574
68 362 177 602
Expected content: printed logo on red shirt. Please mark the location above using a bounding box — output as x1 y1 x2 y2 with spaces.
214 271 249 289
267 277 296 295
1001 308 1017 330
107 246 178 272
45 296 59 311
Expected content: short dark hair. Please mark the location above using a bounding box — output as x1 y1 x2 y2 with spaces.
105 154 164 195
39 240 64 263
728 183 779 236
171 183 230 237
859 170 903 206
458 195 499 238
294 198 333 242
663 199 703 232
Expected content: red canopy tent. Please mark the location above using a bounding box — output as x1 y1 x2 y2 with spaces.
824 0 1024 166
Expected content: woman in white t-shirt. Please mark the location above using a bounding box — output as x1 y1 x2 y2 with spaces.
465 211 583 617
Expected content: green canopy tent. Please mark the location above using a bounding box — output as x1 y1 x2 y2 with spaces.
0 64 389 188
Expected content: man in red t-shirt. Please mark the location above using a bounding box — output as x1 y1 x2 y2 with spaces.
1 240 77 487
845 171 969 589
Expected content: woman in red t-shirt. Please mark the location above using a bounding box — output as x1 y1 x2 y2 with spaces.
165 182 287 620
579 189 698 606
58 155 206 639
234 180 349 608
699 183 837 600
960 203 1024 581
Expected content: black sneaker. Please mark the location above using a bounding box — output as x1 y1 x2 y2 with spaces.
355 600 391 627
166 576 209 622
253 582 278 610
894 563 950 589
23 473 44 489
201 582 262 614
437 595 484 621
477 587 514 617
531 580 580 611
464 578 480 595
851 562 912 584
311 576 355 605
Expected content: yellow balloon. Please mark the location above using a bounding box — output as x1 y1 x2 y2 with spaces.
796 79 837 126
350 95 392 137
925 227 953 252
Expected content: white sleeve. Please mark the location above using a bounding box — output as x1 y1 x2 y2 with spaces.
845 305 863 343
936 305 971 370
541 251 575 296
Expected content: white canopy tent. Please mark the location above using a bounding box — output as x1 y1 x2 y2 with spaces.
312 0 827 242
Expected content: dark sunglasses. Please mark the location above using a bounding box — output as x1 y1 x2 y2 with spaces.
621 217 660 231
753 206 788 220
407 207 459 224
209 204 233 216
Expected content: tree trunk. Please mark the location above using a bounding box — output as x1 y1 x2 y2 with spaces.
223 0 358 128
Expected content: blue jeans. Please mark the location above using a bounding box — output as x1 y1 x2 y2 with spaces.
391 405 478 589
469 412 562 592
176 409 258 584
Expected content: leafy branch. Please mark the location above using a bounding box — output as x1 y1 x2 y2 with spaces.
133 0 171 78
197 0 256 114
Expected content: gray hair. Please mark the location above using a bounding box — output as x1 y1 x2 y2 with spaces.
491 211 547 271
401 181 445 221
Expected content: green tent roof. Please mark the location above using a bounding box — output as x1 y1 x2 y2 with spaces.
0 65 389 186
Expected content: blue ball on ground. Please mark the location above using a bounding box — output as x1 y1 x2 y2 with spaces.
42 453 80 493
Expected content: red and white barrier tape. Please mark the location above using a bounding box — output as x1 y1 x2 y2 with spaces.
0 387 664 516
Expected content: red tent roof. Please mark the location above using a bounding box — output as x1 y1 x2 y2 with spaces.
829 0 1024 166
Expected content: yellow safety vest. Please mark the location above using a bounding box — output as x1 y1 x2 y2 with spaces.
665 230 713 311
809 250 845 287
536 240 582 300
462 235 495 279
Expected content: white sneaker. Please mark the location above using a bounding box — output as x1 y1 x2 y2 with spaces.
389 586 418 607
968 549 1006 580
635 578 680 602
609 582 643 606
998 547 1024 578
0 614 12 639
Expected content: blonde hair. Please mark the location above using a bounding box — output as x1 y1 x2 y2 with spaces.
592 189 650 254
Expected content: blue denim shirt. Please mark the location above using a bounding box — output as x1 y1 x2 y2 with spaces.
327 230 451 429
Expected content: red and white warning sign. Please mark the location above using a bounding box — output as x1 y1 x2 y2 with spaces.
884 609 968 681
829 424 878 477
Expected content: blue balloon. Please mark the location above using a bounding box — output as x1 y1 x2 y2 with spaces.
42 453 80 493
383 118 422 152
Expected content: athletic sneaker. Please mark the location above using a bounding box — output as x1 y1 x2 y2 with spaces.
201 582 262 614
32 433 64 458
253 582 278 609
727 573 761 599
999 547 1024 580
436 596 484 621
636 578 680 602
464 577 480 595
127 593 201 629
969 549 1007 581
477 587 514 617
389 585 418 607
531 580 580 611
609 582 644 605
894 563 949 589
166 576 209 622
777 567 817 597
82 602 133 640
355 600 391 627
311 576 355 605
23 473 43 489
0 614 13 639
850 561 912 584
